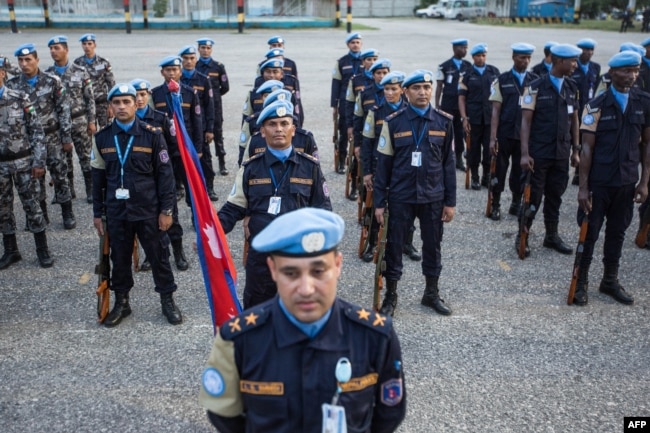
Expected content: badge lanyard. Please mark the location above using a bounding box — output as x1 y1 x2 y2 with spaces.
114 135 135 189
268 166 290 215
410 118 428 167
322 358 352 433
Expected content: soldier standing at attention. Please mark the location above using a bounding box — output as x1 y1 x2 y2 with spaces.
531 41 557 77
9 43 76 230
45 35 96 204
0 57 53 269
73 34 115 128
435 38 472 171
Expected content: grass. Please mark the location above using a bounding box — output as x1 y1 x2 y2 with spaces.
474 17 647 32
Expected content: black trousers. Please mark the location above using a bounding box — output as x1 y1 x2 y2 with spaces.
494 136 522 197
524 158 569 227
336 100 349 162
467 122 491 179
449 109 465 161
243 248 277 309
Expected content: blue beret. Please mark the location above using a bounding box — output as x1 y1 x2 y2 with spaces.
159 55 182 67
79 33 96 42
608 51 642 68
260 58 284 71
403 69 435 88
256 100 294 126
360 48 379 59
268 35 284 45
130 78 152 91
544 41 559 49
178 45 197 56
451 38 468 46
369 58 391 73
196 37 215 46
252 208 345 257
511 43 535 54
48 35 68 46
380 71 406 86
470 43 487 56
576 38 596 49
619 42 645 57
0 57 5 69
641 37 650 47
263 89 292 108
346 32 362 43
265 48 284 59
550 44 582 58
108 83 137 100
14 43 36 57
257 79 284 95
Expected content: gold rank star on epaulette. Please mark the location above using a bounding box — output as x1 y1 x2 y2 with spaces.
344 306 391 334
220 304 270 340
143 123 162 133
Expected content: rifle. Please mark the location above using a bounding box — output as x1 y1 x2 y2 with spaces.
518 171 535 260
567 212 589 305
373 209 389 312
485 154 497 217
356 160 363 224
345 138 354 198
132 238 140 272
358 188 374 257
635 205 650 248
464 133 471 190
333 109 339 172
95 216 111 324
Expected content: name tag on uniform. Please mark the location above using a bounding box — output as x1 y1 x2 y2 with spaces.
321 404 347 433
518 96 523 106
567 105 574 114
268 196 281 215
95 64 105 71
411 151 422 167
115 188 130 200
71 75 81 82
446 74 453 84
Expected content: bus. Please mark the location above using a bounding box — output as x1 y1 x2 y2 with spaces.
444 0 487 20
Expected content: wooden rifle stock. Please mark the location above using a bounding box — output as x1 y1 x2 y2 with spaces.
95 217 111 323
132 238 139 272
485 154 497 217
518 171 533 260
345 138 354 198
567 213 589 305
464 133 471 189
358 189 374 257
635 205 650 248
373 209 389 312
243 238 250 266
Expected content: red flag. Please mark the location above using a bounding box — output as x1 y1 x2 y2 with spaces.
168 80 241 331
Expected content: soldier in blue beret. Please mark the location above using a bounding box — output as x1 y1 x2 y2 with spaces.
518 44 582 258
532 41 557 77
595 43 645 97
248 59 304 128
640 38 650 95
435 38 472 172
266 35 298 78
574 51 650 305
199 207 406 433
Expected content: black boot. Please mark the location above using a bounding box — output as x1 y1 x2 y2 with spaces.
379 280 398 317
40 200 50 225
489 193 501 221
161 292 183 325
421 276 452 315
514 232 531 257
104 292 131 327
172 239 189 271
139 256 151 272
481 173 489 188
34 230 53 268
572 264 589 306
471 177 481 190
362 237 376 263
403 229 421 261
337 157 346 174
509 193 522 216
82 170 93 204
599 264 634 305
68 171 76 199
348 184 358 201
543 221 572 254
0 234 22 270
60 200 76 230
218 155 229 176
207 182 219 202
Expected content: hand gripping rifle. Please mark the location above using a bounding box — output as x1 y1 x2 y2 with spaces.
373 209 389 312
567 212 589 305
358 188 374 257
95 214 111 324
635 205 650 248
464 133 471 190
518 171 535 260
333 109 339 172
485 153 497 217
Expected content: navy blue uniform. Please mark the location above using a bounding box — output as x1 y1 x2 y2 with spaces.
332 53 363 165
531 61 551 77
436 57 472 163
91 120 177 295
252 74 303 127
218 150 331 307
571 61 601 114
345 69 373 128
243 128 319 164
196 57 230 156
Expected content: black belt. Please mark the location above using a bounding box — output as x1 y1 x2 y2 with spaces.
0 150 31 162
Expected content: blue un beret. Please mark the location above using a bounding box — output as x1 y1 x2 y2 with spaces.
256 100 294 126
403 69 435 88
360 48 379 59
451 38 468 46
48 35 68 46
346 32 362 44
265 48 284 59
196 37 215 47
260 58 284 71
256 79 284 95
263 89 292 108
619 42 645 57
108 83 137 101
159 55 182 68
14 43 37 57
576 38 596 49
550 44 582 59
369 58 391 73
470 43 488 56
79 33 96 42
544 41 559 50
252 208 345 257
130 78 152 91
178 45 197 56
380 71 406 86
608 51 642 68
511 43 535 55
268 35 284 45
641 37 650 48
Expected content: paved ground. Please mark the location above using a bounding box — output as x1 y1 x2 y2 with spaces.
1 18 649 433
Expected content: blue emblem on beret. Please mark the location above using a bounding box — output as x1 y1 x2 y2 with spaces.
403 69 434 88
265 48 284 59
511 43 535 55
370 58 391 73
361 48 379 59
14 43 36 57
380 71 406 86
178 45 197 56
196 37 215 46
79 33 96 42
619 43 645 57
129 78 151 91
256 100 294 126
159 55 182 68
451 38 468 46
202 368 225 397
582 114 594 125
48 35 68 46
380 378 403 406
576 38 596 49
346 32 362 44
608 51 642 68
268 35 284 45
470 43 487 56
257 79 284 95
523 95 533 104
263 89 292 108
260 58 284 71
108 83 137 100
550 44 582 59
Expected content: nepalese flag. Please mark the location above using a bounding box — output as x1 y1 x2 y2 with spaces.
168 80 241 331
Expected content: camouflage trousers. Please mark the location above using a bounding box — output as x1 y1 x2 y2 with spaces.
40 132 71 204
95 101 111 129
0 157 46 235
66 117 92 175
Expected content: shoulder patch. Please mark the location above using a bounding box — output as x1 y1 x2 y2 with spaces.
296 151 318 163
343 304 392 335
241 152 265 166
219 303 272 340
433 107 453 120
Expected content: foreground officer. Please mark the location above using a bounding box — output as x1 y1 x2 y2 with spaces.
573 51 650 306
0 58 53 269
91 83 182 327
199 207 406 433
374 70 457 317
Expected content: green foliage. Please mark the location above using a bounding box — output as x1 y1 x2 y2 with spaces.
153 0 168 18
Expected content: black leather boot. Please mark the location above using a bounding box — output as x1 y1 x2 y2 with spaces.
68 171 76 199
0 234 22 270
207 179 219 202
337 157 346 174
60 200 76 230
40 200 50 225
379 280 398 317
572 264 589 306
362 236 376 263
172 239 189 271
218 155 229 176
489 193 501 221
509 193 522 216
34 230 53 268
599 264 634 305
348 184 358 201
543 221 572 254
421 276 452 315
82 170 93 204
104 292 131 327
161 292 183 325
139 256 152 272
403 229 421 261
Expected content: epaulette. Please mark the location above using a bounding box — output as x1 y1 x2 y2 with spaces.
242 151 264 166
601 75 611 84
433 107 453 120
98 122 112 133
296 151 318 163
142 122 162 134
385 106 407 122
342 301 392 336
219 302 272 341
585 103 600 114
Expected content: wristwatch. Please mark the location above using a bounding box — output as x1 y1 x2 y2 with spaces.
161 209 173 216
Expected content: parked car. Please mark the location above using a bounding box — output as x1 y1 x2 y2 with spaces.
415 4 445 18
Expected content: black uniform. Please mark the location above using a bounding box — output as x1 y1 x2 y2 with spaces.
196 56 230 157
251 74 303 127
218 150 331 308
571 61 601 115
531 61 551 77
345 69 373 129
331 52 362 167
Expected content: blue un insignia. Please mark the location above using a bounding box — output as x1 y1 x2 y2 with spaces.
582 114 594 126
523 95 533 104
379 136 386 149
202 368 225 397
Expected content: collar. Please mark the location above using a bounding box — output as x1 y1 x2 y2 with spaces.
548 74 564 93
115 119 136 132
273 297 346 350
452 57 463 69
199 57 212 64
263 145 298 165
278 298 332 339
408 103 431 118
111 118 143 136
387 98 403 111
349 51 361 59
266 145 293 162
53 63 69 75
473 64 486 75
84 56 96 64
135 106 149 119
181 68 195 79
24 74 39 87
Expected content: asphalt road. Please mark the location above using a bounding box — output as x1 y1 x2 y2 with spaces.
1 18 649 433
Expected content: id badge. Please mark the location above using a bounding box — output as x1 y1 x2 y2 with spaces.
588 88 593 99
321 403 347 433
446 74 453 84
411 151 422 167
268 196 281 215
115 188 130 200
567 105 574 114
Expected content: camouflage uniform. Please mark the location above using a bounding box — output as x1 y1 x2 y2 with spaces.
73 54 114 128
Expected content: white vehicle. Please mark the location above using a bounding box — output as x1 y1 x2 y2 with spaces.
415 2 447 18
443 0 486 21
